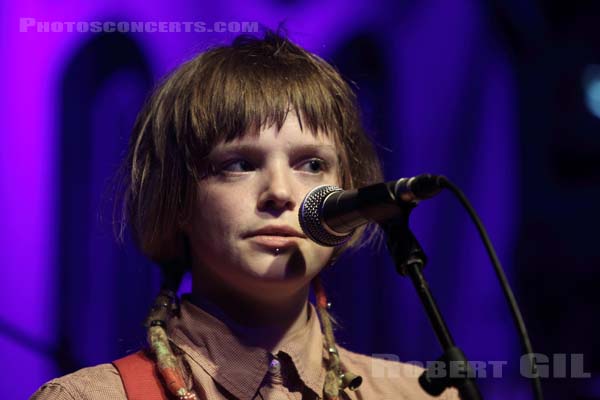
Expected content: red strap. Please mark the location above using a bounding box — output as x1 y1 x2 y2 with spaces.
113 350 171 400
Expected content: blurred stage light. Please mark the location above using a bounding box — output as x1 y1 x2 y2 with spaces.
583 65 600 119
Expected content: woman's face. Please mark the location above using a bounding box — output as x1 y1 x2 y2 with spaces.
185 114 340 302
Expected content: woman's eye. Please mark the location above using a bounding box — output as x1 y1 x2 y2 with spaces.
222 159 255 173
299 158 327 173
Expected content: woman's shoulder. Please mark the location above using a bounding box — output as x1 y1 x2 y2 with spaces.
336 345 459 400
30 363 126 400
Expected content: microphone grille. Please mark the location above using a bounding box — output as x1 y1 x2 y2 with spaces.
299 185 353 247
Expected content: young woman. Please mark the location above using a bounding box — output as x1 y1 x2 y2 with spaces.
32 31 458 400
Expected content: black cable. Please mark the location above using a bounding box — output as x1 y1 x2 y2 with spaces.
438 177 543 400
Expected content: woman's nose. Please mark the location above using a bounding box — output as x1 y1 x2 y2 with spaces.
257 165 296 212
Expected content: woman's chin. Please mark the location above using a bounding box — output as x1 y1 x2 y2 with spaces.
241 255 308 282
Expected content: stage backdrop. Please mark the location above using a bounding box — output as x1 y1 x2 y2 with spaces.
2 1 599 399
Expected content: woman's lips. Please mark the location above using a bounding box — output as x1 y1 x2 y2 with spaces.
248 235 300 250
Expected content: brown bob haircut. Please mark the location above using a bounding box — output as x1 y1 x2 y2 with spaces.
115 30 383 273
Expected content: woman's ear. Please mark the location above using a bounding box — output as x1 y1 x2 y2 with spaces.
179 222 191 236
177 211 191 234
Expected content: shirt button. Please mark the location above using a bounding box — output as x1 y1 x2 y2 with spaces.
268 357 281 375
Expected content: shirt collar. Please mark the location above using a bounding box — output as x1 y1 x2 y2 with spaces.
168 296 326 400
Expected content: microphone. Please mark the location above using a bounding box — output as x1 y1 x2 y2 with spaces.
298 174 446 246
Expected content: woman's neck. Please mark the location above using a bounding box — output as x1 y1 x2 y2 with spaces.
189 278 312 352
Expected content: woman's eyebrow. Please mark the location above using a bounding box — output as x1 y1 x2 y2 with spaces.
211 143 337 156
210 143 259 154
289 144 337 156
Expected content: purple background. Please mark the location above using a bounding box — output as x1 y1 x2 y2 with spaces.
2 1 599 399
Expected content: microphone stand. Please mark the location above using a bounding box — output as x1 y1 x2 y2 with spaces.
380 214 483 400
